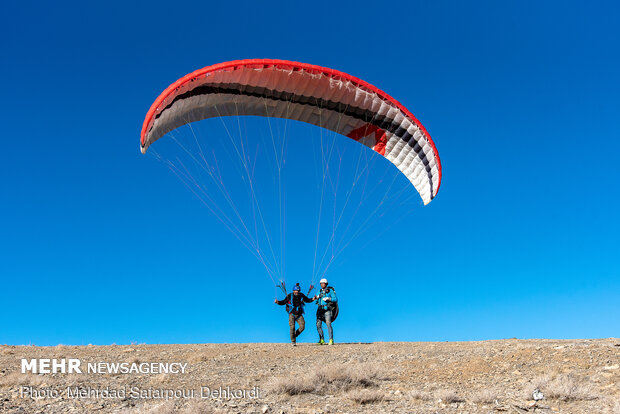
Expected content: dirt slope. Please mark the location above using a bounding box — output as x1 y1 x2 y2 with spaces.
1 339 618 413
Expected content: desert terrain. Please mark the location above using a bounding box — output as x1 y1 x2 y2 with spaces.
0 339 618 413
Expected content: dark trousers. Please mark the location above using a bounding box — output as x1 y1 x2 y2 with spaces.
289 313 305 343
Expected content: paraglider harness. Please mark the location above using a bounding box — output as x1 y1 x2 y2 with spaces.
277 282 312 316
316 286 339 322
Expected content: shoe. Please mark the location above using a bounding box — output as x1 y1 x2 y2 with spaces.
328 339 334 345
291 342 296 346
317 338 325 345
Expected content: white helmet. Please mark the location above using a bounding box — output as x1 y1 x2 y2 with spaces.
319 278 328 284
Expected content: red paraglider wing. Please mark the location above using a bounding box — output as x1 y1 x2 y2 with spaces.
140 59 441 204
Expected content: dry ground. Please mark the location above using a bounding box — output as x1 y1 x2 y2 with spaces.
0 339 618 413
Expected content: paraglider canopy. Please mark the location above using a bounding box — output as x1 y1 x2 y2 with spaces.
141 59 442 204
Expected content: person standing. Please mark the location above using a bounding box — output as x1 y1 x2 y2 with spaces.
274 283 314 346
313 278 338 345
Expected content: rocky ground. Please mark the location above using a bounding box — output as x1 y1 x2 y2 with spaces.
0 339 618 413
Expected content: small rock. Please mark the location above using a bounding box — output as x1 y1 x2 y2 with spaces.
603 364 619 370
261 405 269 413
532 388 544 401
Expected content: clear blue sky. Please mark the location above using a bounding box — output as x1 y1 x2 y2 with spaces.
1 0 618 345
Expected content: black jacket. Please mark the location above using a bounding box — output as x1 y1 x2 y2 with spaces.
276 292 313 315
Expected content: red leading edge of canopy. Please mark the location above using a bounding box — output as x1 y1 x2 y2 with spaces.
140 59 442 194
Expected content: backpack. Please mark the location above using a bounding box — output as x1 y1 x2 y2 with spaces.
331 301 339 322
